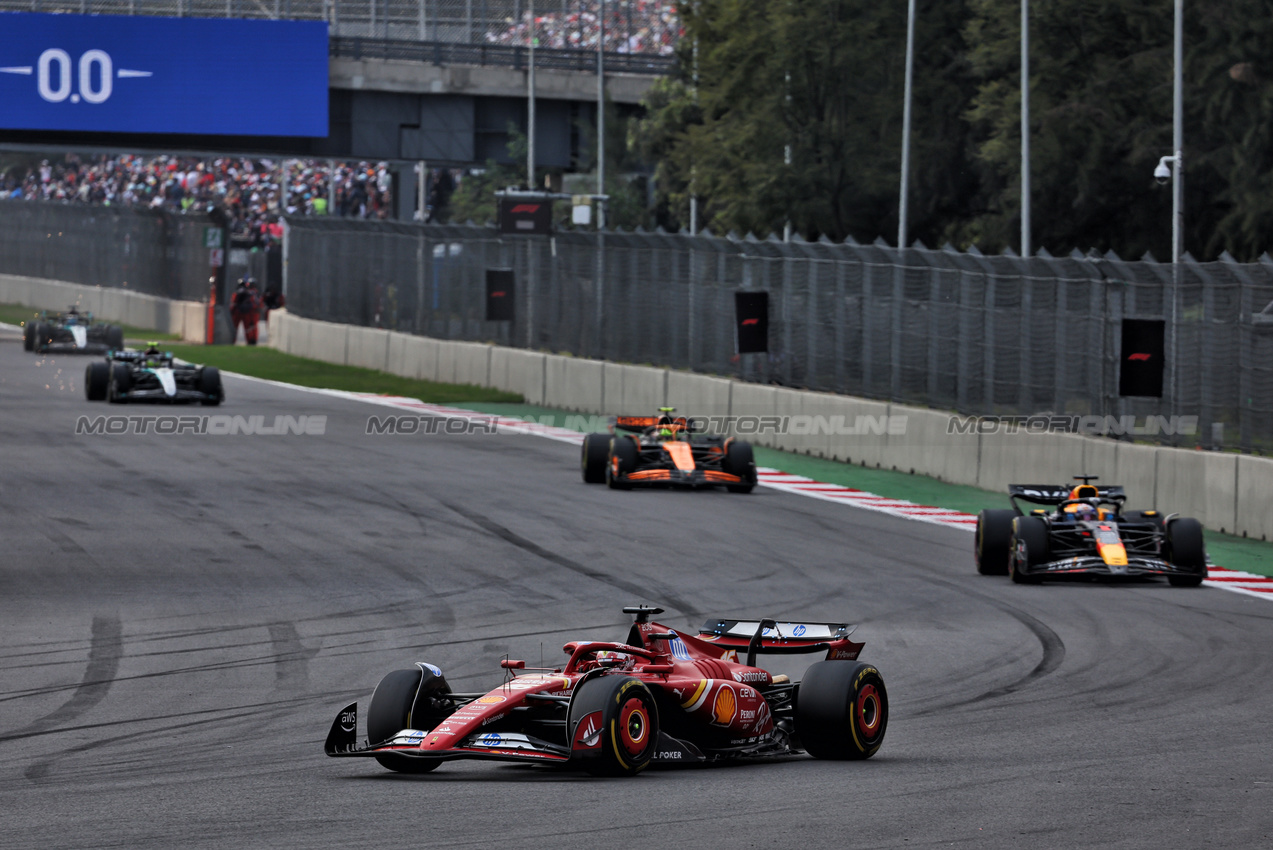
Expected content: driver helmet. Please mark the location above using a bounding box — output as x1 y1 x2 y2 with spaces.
1071 503 1098 521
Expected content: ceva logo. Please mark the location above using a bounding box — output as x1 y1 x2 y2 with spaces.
1 48 152 105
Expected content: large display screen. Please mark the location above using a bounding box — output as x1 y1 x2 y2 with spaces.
0 13 328 136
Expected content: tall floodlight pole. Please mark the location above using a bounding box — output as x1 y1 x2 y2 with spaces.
1172 0 1183 266
1169 0 1184 425
527 0 536 188
1020 0 1031 257
597 0 606 229
897 0 916 249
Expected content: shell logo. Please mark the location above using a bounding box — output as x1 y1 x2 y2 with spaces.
712 686 737 725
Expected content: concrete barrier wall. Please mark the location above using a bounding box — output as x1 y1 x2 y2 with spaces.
235 307 1273 541
0 273 206 342
346 326 390 371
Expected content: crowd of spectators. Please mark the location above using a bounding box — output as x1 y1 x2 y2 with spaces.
485 1 680 54
1 154 394 239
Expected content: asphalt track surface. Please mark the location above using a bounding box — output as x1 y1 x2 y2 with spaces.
2 328 1271 850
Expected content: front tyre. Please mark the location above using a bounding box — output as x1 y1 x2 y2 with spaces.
795 660 888 760
1009 516 1049 584
1166 517 1207 587
581 433 609 483
85 362 109 401
199 366 223 406
723 439 757 493
606 436 638 490
976 509 1016 575
567 675 659 776
367 666 452 774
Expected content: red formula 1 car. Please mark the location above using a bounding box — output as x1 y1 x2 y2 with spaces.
324 606 887 776
580 409 758 492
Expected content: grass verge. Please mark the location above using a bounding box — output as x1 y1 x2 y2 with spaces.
167 344 522 405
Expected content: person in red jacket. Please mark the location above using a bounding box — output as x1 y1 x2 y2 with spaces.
230 276 262 345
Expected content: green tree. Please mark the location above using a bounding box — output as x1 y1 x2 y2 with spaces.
633 0 979 244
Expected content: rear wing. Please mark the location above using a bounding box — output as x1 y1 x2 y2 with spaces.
611 415 659 433
1008 484 1126 509
697 618 863 665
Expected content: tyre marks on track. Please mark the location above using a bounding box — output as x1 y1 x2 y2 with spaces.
439 499 701 622
2 616 122 747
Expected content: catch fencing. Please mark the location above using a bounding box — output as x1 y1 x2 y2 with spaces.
285 217 1273 452
0 201 216 302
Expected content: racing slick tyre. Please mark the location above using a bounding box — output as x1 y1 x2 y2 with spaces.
108 362 132 404
794 660 887 760
199 367 223 406
975 509 1016 576
1166 518 1207 587
581 433 610 484
23 322 34 351
84 362 109 401
106 325 124 351
367 666 452 774
1009 516 1049 584
723 440 758 493
606 436 638 490
567 675 659 776
30 322 46 353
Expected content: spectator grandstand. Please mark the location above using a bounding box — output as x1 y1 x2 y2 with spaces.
1 154 393 238
0 1 680 55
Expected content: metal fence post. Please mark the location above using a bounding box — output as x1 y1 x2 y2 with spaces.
834 261 847 394
861 260 874 394
890 259 903 400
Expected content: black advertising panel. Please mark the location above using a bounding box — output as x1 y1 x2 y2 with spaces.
1119 319 1165 397
734 291 769 354
486 268 515 321
498 198 553 235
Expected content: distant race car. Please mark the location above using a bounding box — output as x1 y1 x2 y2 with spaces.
975 475 1207 586
25 307 123 354
324 605 887 776
84 344 224 405
580 408 758 492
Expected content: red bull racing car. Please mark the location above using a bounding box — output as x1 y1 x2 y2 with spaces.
975 475 1207 586
580 408 758 492
324 606 887 776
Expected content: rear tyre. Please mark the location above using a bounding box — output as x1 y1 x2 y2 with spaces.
84 362 109 401
1166 518 1207 587
581 433 610 484
567 675 659 776
795 660 888 760
976 509 1016 576
367 667 451 774
606 436 638 490
106 325 124 351
1009 516 1049 584
723 440 757 493
199 367 223 406
108 362 132 404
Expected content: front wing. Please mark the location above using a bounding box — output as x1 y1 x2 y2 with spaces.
1024 555 1202 579
323 701 707 767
